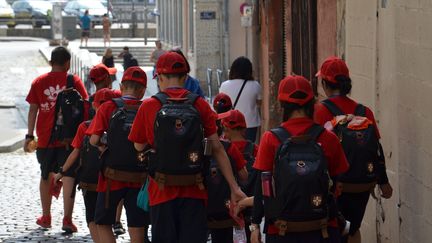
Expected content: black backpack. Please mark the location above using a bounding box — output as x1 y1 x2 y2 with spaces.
87 95 96 120
50 74 85 144
264 125 330 222
151 92 205 176
206 140 238 221
321 100 379 183
241 141 257 196
77 120 101 185
105 98 147 173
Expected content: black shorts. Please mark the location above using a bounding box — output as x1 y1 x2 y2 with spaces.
266 227 340 243
36 147 76 180
81 29 90 37
83 190 98 224
150 198 208 243
94 188 149 227
338 191 370 235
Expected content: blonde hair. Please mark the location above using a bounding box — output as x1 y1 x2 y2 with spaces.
104 48 113 57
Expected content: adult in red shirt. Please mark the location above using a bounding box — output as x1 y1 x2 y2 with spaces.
250 75 349 243
24 47 88 230
87 67 149 243
314 56 393 243
129 52 246 243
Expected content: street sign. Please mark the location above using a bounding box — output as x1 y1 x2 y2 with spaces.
241 16 252 27
200 11 216 20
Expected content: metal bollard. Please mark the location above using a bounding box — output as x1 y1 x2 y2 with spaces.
206 68 213 102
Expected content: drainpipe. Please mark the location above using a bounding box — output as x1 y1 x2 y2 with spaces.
223 0 229 80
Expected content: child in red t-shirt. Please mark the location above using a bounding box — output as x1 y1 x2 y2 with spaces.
129 52 246 242
250 75 349 243
53 88 120 240
87 67 149 243
314 56 393 243
25 47 88 230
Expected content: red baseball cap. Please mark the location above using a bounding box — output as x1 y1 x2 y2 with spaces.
218 109 247 129
213 93 232 111
316 56 350 84
122 66 147 87
154 52 189 78
89 64 117 83
278 75 314 105
92 88 121 108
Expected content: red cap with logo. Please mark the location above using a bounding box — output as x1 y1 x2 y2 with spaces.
213 93 233 111
218 109 247 129
92 88 122 108
122 66 147 87
316 56 350 84
278 75 314 106
154 52 189 78
89 64 117 84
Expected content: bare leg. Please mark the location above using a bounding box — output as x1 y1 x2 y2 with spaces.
115 199 124 223
89 222 100 242
97 225 116 243
128 227 145 243
62 176 75 218
40 173 53 216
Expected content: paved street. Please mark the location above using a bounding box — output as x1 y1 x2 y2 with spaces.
0 39 133 242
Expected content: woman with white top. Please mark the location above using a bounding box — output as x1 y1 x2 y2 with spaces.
220 56 262 142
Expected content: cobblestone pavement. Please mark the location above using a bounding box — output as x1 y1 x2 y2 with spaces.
0 150 133 242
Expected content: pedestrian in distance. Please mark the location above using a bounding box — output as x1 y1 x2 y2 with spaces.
87 67 150 243
54 88 121 242
102 49 117 82
220 56 263 143
24 46 89 232
314 56 393 243
80 10 92 47
129 52 247 243
149 40 166 76
218 109 259 242
118 46 133 71
170 48 205 98
102 13 111 47
250 75 349 243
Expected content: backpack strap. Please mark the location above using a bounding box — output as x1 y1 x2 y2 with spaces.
244 140 255 155
185 92 200 105
354 104 366 117
270 127 292 143
84 120 92 127
152 92 169 105
66 74 75 89
321 99 344 116
112 98 124 108
307 124 325 141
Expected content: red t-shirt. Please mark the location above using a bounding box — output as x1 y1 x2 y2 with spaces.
128 88 218 206
253 117 349 233
26 72 88 148
71 121 89 149
314 96 381 138
86 97 143 192
225 141 247 171
232 140 258 157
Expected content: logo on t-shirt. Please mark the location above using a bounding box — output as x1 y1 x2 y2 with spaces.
41 84 65 112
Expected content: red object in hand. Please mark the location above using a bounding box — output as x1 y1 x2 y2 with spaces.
228 200 245 228
50 178 62 199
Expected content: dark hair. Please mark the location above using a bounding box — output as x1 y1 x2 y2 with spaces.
160 73 187 79
216 120 223 137
281 91 315 121
103 13 108 17
322 76 352 96
169 49 191 73
214 101 232 114
122 80 145 90
123 46 129 51
50 47 71 65
129 58 139 67
229 56 254 80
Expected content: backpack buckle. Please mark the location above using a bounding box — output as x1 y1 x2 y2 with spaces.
275 220 288 236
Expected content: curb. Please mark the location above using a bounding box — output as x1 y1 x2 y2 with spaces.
0 130 26 153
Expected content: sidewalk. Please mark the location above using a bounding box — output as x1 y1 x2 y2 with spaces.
0 106 27 153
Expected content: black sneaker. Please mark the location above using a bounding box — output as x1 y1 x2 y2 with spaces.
113 222 126 235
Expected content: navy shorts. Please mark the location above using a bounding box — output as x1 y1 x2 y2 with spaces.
338 191 370 236
151 198 208 243
36 147 77 180
83 190 98 224
94 188 149 227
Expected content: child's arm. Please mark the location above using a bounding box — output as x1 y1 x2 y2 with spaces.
54 148 80 183
238 167 248 184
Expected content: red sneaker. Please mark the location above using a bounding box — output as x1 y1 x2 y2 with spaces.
36 215 51 229
62 217 78 233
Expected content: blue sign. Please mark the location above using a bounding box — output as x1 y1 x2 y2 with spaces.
200 11 216 20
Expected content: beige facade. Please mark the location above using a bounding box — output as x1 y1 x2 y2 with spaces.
341 0 432 242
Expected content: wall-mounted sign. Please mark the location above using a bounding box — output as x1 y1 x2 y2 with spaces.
200 11 216 20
